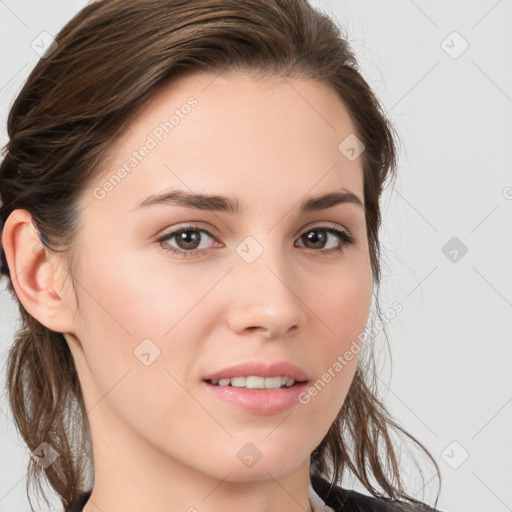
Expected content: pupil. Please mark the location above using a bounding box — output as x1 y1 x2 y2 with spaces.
305 230 326 249
178 231 200 250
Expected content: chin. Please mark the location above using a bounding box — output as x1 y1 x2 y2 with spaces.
220 447 308 482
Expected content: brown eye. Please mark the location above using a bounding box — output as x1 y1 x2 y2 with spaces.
297 227 354 253
156 224 355 259
173 230 202 250
157 226 216 257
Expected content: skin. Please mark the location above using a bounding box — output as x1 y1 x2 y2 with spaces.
3 71 373 512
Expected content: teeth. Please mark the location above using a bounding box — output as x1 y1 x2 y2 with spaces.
211 376 296 389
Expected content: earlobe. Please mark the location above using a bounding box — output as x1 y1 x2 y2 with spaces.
2 209 77 333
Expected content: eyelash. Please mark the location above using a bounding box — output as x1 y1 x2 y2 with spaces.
156 223 355 259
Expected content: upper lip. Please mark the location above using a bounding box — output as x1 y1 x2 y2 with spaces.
203 361 309 383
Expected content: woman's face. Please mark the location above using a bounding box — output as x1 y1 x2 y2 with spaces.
62 71 372 483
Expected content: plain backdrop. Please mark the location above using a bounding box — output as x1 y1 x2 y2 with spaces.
1 1 511 511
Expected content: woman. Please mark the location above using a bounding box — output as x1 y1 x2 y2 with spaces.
0 1 442 511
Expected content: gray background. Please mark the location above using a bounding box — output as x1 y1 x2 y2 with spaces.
1 1 511 511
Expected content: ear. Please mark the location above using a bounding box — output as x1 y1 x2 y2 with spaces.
2 209 78 334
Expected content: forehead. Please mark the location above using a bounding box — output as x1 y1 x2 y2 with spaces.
82 71 364 218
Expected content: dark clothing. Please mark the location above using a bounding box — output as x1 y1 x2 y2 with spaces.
64 489 91 512
64 473 439 511
309 474 439 511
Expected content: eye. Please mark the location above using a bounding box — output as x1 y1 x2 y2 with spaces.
156 223 355 258
295 225 355 254
157 224 218 257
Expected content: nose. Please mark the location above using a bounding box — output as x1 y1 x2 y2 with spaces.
226 238 307 339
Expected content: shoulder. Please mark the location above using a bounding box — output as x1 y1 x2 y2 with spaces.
310 473 440 512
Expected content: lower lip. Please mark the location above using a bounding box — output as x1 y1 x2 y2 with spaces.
202 380 309 415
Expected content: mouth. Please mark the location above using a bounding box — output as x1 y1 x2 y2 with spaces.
204 375 308 389
201 361 310 414
201 377 310 415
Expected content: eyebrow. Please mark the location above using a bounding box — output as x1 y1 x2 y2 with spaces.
131 188 364 214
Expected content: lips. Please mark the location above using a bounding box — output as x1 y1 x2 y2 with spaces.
202 361 309 383
202 379 310 415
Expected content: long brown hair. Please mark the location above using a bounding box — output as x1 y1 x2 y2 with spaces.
0 1 441 510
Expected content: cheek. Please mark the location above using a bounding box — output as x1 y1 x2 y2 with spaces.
303 259 372 408
71 253 214 445
315 255 373 345
76 248 215 341
72 247 230 407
